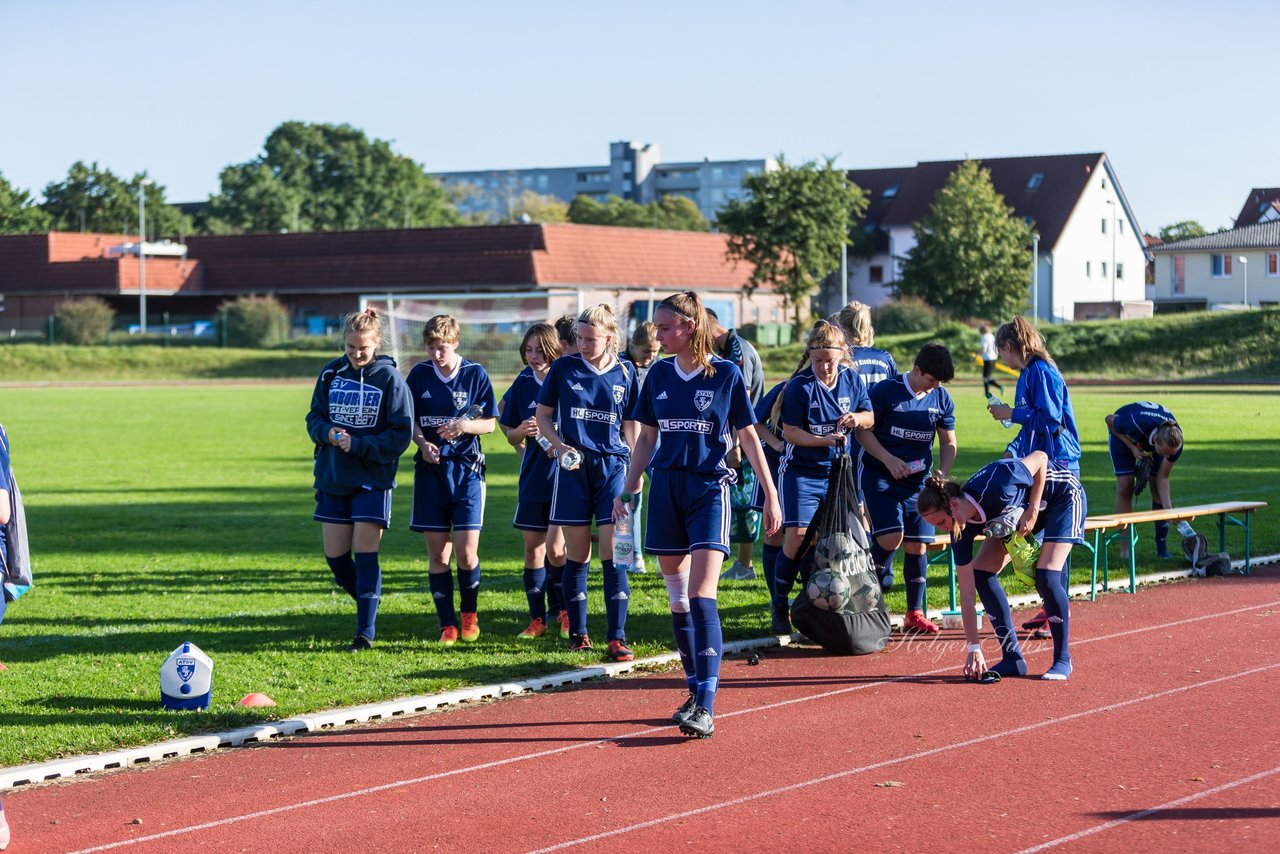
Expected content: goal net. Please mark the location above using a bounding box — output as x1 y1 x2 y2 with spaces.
360 291 582 380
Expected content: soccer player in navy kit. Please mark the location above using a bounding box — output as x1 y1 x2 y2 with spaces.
536 303 640 661
855 343 957 634
771 321 874 634
306 309 414 652
1107 402 1184 558
406 315 498 646
617 291 781 737
919 451 1085 681
499 322 568 640
836 301 898 388
751 379 788 632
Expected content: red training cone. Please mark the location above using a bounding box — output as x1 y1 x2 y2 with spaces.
239 693 276 707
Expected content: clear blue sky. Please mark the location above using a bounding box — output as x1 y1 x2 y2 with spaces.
2 0 1274 232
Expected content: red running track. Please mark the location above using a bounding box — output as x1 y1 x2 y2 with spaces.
6 568 1280 853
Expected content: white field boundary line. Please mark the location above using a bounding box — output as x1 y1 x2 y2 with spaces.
52 599 1280 854
6 557 1277 791
1013 764 1280 853
525 662 1280 854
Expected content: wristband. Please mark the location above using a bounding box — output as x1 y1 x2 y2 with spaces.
619 493 632 503
967 643 981 653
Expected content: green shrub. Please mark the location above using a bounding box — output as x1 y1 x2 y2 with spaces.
54 297 115 345
222 295 290 348
872 298 937 335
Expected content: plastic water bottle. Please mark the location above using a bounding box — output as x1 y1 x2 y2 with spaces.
986 392 1013 428
444 404 485 443
1176 520 1196 538
612 508 634 573
558 448 583 470
535 434 553 452
903 459 927 474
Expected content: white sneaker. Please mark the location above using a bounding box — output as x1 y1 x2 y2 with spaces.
720 560 744 579
626 558 646 574
720 561 757 580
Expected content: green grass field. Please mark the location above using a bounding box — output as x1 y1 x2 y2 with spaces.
1 381 1277 766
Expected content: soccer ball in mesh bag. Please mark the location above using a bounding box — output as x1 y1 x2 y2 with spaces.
814 532 857 573
806 569 851 611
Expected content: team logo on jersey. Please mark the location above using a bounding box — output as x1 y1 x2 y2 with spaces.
175 658 197 683
612 384 626 404
838 396 851 412
694 390 714 412
453 391 469 410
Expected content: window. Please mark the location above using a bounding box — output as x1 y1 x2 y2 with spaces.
1101 218 1107 234
883 184 900 198
1211 254 1233 277
869 265 884 284
1118 219 1124 236
521 175 533 187
1172 255 1186 294
1116 263 1124 280
577 171 609 184
1101 261 1108 279
1101 177 1108 190
1026 173 1044 190
536 175 549 190
1086 261 1091 277
711 167 723 182
1268 252 1279 276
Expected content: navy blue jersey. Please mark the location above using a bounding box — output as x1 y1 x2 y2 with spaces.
1005 357 1081 469
780 365 871 475
537 354 639 456
952 458 1084 564
1111 402 1177 453
852 346 898 388
864 375 956 479
500 367 555 503
754 380 786 468
637 356 756 479
405 359 498 464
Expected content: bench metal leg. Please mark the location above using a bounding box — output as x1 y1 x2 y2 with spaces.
1128 526 1138 593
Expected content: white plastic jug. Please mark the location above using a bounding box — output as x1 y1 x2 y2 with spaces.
160 641 213 711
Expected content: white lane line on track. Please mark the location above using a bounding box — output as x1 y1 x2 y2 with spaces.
1013 765 1280 853
64 597 1280 854
526 662 1280 854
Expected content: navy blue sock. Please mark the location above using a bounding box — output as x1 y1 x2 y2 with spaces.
671 609 696 687
773 550 798 606
973 570 1026 676
457 563 481 614
689 597 723 715
903 550 928 611
871 542 896 590
353 552 381 641
1152 499 1170 551
761 542 781 597
601 558 629 641
522 566 547 621
325 553 356 598
563 558 590 636
545 560 565 618
1036 568 1072 677
428 571 457 628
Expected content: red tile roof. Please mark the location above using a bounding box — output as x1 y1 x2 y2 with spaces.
535 224 750 288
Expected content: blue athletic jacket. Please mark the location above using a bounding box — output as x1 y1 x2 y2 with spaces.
1006 357 1081 470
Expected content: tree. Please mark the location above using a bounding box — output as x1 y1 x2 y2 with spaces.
896 160 1033 320
1157 220 1208 243
0 171 51 233
41 162 189 237
567 193 710 231
511 190 569 223
717 156 868 337
203 121 460 233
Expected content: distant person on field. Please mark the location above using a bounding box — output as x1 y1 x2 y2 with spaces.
305 308 414 652
837 301 898 389
986 316 1081 633
406 315 498 646
1106 402 1184 559
499 322 568 640
979 324 1004 397
555 313 579 358
707 307 765 581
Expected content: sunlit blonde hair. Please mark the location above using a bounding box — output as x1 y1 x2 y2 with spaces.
837 301 875 347
518 322 561 367
576 303 621 357
770 320 848 426
342 307 383 350
422 314 461 346
1154 422 1183 455
654 291 717 377
628 321 659 364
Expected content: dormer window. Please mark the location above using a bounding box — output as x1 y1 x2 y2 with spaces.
1026 173 1044 190
883 184 900 198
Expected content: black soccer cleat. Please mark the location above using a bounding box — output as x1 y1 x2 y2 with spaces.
346 635 373 652
671 692 697 725
679 707 714 738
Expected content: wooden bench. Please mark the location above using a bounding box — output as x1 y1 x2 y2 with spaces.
1092 501 1268 597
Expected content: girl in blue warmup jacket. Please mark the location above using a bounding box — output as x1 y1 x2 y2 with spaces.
771 321 874 634
855 343 958 634
406 315 498 646
536 303 640 662
305 308 414 651
1107 402 1184 558
617 291 781 738
919 452 1086 681
499 322 568 640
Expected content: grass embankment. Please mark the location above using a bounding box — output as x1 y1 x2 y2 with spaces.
1 383 1276 766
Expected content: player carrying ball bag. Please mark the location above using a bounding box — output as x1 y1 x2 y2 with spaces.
617 291 781 738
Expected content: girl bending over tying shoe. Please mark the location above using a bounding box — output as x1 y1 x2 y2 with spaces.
918 451 1085 682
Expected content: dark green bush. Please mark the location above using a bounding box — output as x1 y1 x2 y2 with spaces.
872 298 937 335
222 295 290 348
55 297 115 345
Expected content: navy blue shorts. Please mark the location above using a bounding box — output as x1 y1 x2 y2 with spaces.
513 499 554 532
1108 433 1182 476
861 470 934 543
315 488 392 528
1036 468 1087 546
410 459 486 532
779 464 828 529
749 451 780 512
645 469 731 556
550 451 627 527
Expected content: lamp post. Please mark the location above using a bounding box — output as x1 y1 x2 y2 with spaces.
1031 231 1040 321
1105 199 1117 304
138 177 153 333
1238 256 1249 308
